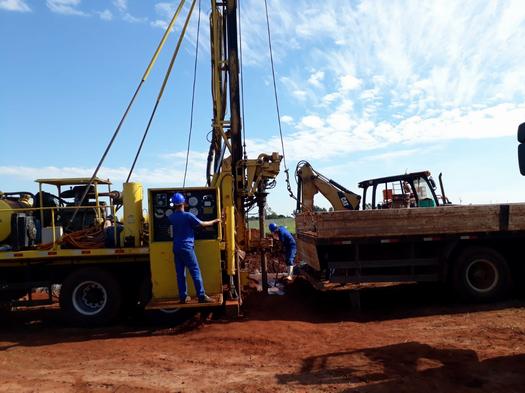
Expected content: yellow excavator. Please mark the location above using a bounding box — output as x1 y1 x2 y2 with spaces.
295 161 361 212
296 161 450 212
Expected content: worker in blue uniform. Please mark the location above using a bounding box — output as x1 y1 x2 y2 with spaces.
168 192 221 303
269 223 297 280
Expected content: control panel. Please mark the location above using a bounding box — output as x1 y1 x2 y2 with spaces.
149 188 219 242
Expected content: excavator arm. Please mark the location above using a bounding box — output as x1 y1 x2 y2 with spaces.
296 161 361 212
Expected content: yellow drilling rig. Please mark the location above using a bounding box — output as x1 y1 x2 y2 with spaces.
0 0 281 324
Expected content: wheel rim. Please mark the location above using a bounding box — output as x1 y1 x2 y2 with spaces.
465 258 499 293
72 281 107 316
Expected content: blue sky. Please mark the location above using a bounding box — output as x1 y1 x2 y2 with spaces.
1 0 525 215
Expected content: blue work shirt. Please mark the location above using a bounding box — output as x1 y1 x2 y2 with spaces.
277 226 296 250
168 211 202 250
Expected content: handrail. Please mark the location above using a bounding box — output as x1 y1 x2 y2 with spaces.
1 204 118 250
0 205 113 212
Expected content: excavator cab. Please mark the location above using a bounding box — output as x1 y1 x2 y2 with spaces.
359 171 450 210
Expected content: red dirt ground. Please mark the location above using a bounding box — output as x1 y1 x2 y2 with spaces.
0 280 524 392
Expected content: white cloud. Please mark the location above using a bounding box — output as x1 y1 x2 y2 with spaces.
150 2 207 53
300 115 324 129
246 102 525 162
340 74 362 91
122 12 146 23
307 70 325 88
98 9 112 21
236 0 299 66
0 155 207 187
150 19 168 30
0 0 30 12
112 0 145 24
360 88 379 101
232 0 525 167
113 0 127 12
46 0 86 16
321 92 340 105
158 151 208 162
362 149 419 162
281 115 294 125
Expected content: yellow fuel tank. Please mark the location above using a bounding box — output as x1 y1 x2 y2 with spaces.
0 200 22 244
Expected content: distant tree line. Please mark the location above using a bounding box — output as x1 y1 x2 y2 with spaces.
247 205 331 221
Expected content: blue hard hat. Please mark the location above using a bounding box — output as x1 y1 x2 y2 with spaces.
171 192 185 205
269 223 278 232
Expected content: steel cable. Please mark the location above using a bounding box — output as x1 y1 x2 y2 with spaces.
183 0 202 188
66 0 186 229
127 0 197 183
263 0 297 201
238 0 247 161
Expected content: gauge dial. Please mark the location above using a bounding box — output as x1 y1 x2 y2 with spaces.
188 196 199 207
190 208 199 216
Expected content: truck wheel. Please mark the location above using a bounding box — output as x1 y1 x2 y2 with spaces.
60 268 121 326
453 247 511 302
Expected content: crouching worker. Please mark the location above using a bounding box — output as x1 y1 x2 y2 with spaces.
168 192 221 304
269 223 297 280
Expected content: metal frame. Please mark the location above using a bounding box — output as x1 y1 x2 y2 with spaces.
359 171 440 209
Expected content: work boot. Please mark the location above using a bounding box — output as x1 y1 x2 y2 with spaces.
179 296 191 304
199 295 214 304
286 265 294 280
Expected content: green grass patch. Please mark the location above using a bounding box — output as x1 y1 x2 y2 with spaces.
248 217 296 234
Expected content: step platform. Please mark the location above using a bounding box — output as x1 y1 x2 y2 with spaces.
146 293 223 310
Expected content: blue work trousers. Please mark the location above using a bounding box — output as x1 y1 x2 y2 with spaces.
173 247 206 300
285 244 297 266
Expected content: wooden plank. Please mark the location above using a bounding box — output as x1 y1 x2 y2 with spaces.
296 235 321 271
296 204 525 239
509 204 525 231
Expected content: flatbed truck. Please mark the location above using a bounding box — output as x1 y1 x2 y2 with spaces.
295 162 525 302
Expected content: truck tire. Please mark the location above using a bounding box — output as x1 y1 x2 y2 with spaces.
59 268 122 326
453 247 511 302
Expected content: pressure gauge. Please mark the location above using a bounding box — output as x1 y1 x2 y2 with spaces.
165 209 173 217
188 196 199 207
156 193 168 208
154 209 164 218
190 208 199 216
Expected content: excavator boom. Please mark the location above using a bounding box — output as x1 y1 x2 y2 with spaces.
296 161 361 212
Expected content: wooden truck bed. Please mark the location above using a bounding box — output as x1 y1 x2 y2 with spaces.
295 204 525 239
295 204 525 275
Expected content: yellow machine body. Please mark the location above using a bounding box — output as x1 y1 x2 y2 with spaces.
148 187 223 301
122 182 143 247
149 240 222 299
0 200 13 243
0 200 25 244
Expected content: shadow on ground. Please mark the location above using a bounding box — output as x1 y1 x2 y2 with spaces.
0 278 523 349
0 306 213 351
276 341 525 393
243 278 525 323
